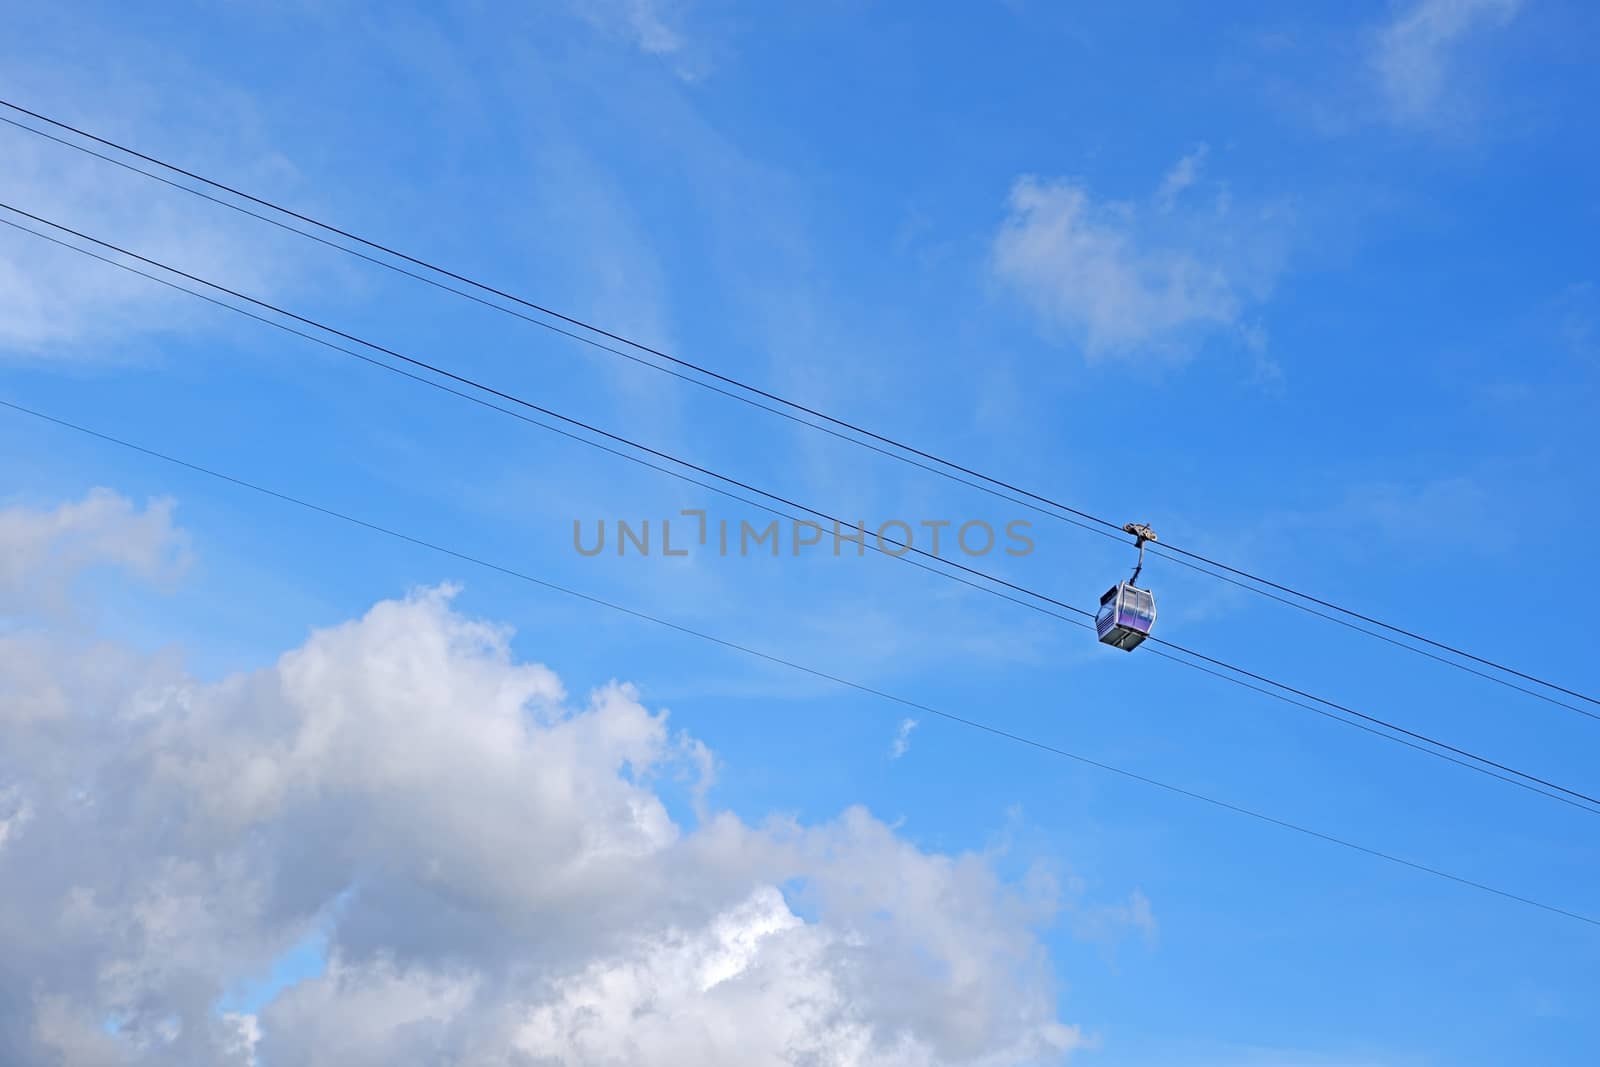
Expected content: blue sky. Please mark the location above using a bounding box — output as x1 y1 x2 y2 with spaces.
1 1 1597 1064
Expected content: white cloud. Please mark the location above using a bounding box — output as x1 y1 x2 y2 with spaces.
0 495 1101 1065
891 717 919 759
574 0 717 81
619 0 687 56
1155 145 1209 212
1069 888 1158 949
0 786 30 851
503 881 1079 1067
1373 0 1524 122
991 161 1287 358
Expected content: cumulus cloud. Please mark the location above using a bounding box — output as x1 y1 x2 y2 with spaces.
991 157 1286 358
1373 0 1524 122
0 495 1100 1065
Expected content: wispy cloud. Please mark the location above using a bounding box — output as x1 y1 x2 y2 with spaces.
0 81 313 357
574 0 718 81
0 488 188 616
1069 887 1159 949
991 152 1289 359
1156 145 1210 213
889 717 918 759
620 0 686 56
1373 0 1524 123
1552 281 1597 360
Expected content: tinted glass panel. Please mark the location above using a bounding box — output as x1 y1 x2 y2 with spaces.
1119 592 1155 630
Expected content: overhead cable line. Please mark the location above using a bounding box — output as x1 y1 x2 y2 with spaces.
0 100 1592 713
6 218 1594 821
6 97 1593 710
3 203 1594 816
2 395 1595 929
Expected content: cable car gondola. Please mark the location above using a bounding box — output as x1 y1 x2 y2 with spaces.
1097 523 1158 651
